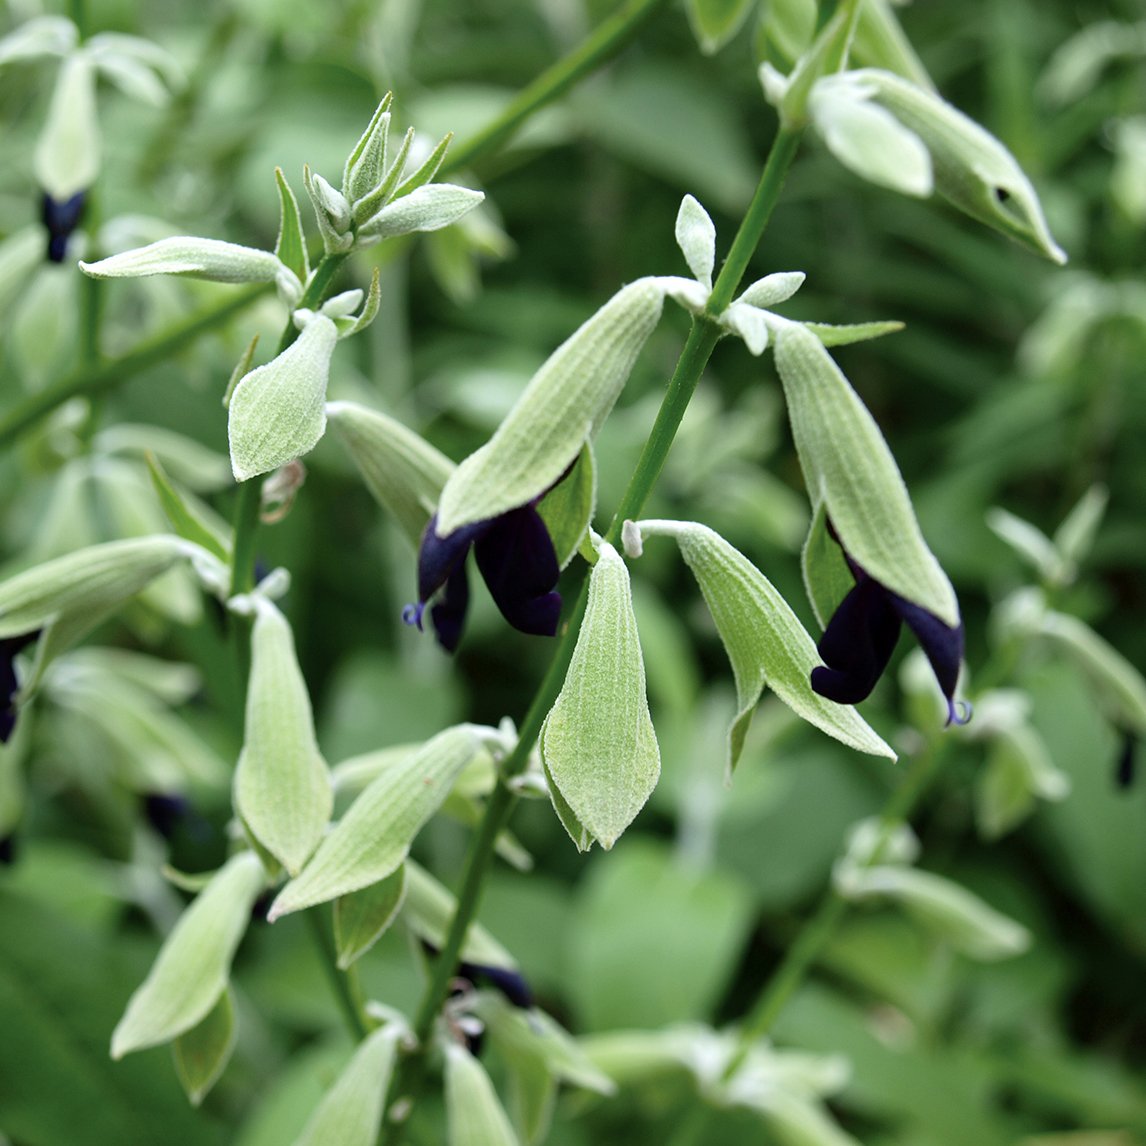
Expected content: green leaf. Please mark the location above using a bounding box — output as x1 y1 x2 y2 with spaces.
0 535 190 639
342 94 393 204
356 183 484 243
1053 483 1108 570
292 1025 403 1146
146 453 231 561
536 444 596 570
326 400 455 548
977 724 1069 841
333 866 407 970
986 507 1060 580
541 541 660 850
173 987 237 1107
274 167 310 283
773 321 959 627
228 314 339 480
234 600 332 876
636 520 895 769
268 726 480 918
437 278 666 534
685 0 756 54
445 1042 522 1146
112 851 264 1058
401 859 517 969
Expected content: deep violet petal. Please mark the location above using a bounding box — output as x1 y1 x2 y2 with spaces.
473 505 561 638
811 575 901 704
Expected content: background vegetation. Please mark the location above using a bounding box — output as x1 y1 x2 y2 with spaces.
1 0 1144 1143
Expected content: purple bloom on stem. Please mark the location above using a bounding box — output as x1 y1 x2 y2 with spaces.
41 190 86 263
405 504 561 652
1 630 41 744
811 527 968 725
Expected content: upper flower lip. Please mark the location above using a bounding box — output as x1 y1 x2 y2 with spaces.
409 505 561 652
811 525 968 726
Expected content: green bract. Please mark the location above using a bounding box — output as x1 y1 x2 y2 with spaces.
233 598 332 876
35 53 98 199
436 278 667 535
172 989 237 1106
268 725 482 918
630 520 895 771
326 400 455 547
111 851 265 1057
772 320 959 628
541 541 659 851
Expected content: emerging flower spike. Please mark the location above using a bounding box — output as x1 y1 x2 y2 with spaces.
812 526 968 726
40 189 85 262
406 507 561 652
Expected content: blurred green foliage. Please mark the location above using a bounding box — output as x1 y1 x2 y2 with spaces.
1 0 1145 1143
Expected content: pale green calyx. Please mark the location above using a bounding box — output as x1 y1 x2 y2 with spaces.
111 851 266 1057
540 541 660 851
81 236 291 287
630 519 895 771
0 16 78 64
771 319 959 628
436 277 668 535
227 312 339 481
816 68 1065 263
36 53 99 199
675 194 716 290
808 72 933 197
233 598 332 875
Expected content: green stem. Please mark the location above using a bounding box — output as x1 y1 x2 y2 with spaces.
229 475 264 598
307 908 371 1039
0 284 271 450
383 124 805 1138
720 743 942 1079
440 0 674 176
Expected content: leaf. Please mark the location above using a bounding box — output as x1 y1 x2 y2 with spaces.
803 320 904 347
986 508 1060 580
268 725 480 918
1053 483 1109 570
438 278 664 535
636 520 895 770
685 0 757 54
146 453 231 561
274 167 310 283
536 444 596 570
334 866 408 970
342 94 393 204
0 15 76 65
228 314 338 481
111 851 264 1058
326 400 455 548
445 1042 522 1146
541 542 659 850
173 988 237 1107
291 1026 402 1146
81 236 285 282
401 859 517 970
773 321 959 627
977 724 1068 840
234 599 332 875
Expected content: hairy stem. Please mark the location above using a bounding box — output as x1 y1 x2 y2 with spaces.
384 125 804 1137
441 0 674 176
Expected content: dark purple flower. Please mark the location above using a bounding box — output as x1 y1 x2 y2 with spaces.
1115 730 1137 790
41 190 86 263
811 529 968 726
405 504 561 652
1 630 41 744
